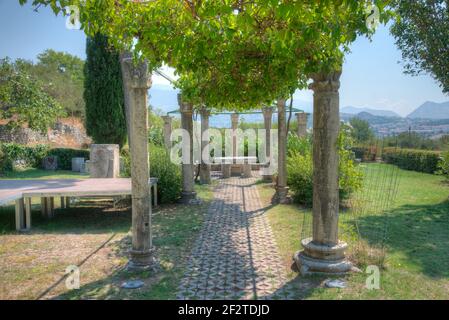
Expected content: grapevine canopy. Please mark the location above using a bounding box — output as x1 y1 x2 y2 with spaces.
19 0 391 111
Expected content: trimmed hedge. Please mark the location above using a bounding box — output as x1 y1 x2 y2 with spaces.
382 147 441 174
47 148 90 170
120 144 182 204
0 143 89 172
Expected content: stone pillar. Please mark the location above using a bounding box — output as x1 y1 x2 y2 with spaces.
179 94 197 203
294 71 353 275
89 144 120 178
200 108 211 184
296 112 308 137
121 54 153 268
231 113 239 159
275 99 289 203
161 115 172 151
262 107 273 181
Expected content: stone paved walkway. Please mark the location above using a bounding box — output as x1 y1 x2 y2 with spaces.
177 176 293 300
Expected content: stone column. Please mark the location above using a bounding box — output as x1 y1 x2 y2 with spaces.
296 112 308 137
294 71 353 275
121 54 153 268
231 113 239 159
275 99 289 203
200 108 211 184
179 94 197 203
161 115 173 151
262 107 273 181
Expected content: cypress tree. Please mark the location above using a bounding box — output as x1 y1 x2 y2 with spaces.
84 34 127 147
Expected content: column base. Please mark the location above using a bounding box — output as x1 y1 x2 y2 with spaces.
293 238 354 275
242 164 252 178
129 249 155 270
262 174 273 182
274 186 290 204
179 191 197 204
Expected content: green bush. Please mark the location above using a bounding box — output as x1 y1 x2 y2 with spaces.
121 144 182 204
351 145 379 161
437 151 449 179
382 147 440 174
287 125 363 206
46 148 90 170
0 145 11 174
0 143 89 171
287 151 313 206
0 143 49 169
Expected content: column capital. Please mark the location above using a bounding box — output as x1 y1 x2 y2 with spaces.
231 113 239 129
120 53 152 90
296 112 308 123
178 94 193 114
161 115 172 125
199 107 211 118
309 71 341 93
277 98 287 108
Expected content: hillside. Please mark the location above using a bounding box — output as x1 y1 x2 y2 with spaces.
341 106 401 118
407 101 449 120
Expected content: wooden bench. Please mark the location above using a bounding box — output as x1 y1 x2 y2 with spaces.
0 178 158 231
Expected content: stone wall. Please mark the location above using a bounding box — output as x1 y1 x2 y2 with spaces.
0 117 92 148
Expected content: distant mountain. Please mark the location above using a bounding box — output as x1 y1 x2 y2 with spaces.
407 101 449 120
341 106 401 118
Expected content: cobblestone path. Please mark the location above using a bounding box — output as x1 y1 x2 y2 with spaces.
177 176 293 300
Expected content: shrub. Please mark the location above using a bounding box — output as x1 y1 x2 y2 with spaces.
287 151 313 206
438 151 449 179
120 144 182 204
351 145 379 161
0 143 89 171
0 145 11 174
46 148 90 170
382 147 440 174
287 126 363 206
0 143 49 169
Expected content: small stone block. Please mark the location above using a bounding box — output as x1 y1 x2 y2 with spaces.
121 280 144 289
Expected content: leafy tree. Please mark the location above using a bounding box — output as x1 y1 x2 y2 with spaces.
84 33 127 147
390 0 449 94
0 58 64 133
349 117 375 143
32 50 85 117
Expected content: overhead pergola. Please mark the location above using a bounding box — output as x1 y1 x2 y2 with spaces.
23 0 387 275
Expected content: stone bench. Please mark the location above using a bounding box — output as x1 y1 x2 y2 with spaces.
213 156 258 178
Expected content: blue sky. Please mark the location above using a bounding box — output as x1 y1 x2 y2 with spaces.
1 0 447 116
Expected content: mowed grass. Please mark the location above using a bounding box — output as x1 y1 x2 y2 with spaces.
0 172 214 300
1 168 89 180
259 163 449 299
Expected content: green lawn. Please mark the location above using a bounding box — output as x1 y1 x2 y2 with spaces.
259 163 449 299
1 168 89 180
0 171 214 300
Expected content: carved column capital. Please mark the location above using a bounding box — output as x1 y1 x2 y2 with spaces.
161 115 172 125
296 112 308 124
262 106 273 120
231 113 239 129
309 71 341 93
199 107 210 118
121 53 152 90
178 94 193 115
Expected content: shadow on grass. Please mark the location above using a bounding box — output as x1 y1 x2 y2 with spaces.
356 200 449 279
0 200 132 235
